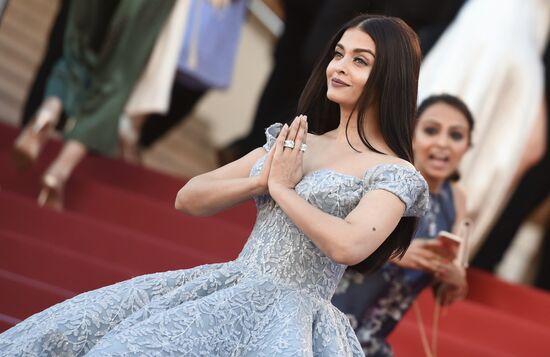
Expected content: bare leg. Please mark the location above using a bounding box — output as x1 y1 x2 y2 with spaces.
119 114 147 164
13 96 62 170
39 140 87 210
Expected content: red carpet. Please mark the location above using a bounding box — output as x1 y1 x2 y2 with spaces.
1 121 549 356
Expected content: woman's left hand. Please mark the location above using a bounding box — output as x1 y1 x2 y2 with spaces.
268 115 308 192
435 262 468 305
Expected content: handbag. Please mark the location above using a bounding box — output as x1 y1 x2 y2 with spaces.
177 0 246 89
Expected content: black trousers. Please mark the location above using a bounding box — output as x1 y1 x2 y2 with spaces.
139 82 206 148
22 0 70 128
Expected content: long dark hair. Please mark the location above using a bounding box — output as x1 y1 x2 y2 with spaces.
416 94 475 181
296 14 422 273
416 93 475 141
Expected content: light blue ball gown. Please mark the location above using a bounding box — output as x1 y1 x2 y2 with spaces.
0 123 428 356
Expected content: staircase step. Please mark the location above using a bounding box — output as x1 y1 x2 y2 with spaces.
0 318 17 334
3 122 550 354
466 267 550 327
0 269 73 325
393 289 550 356
0 121 256 229
0 229 130 292
0 138 251 260
0 191 221 273
390 317 509 357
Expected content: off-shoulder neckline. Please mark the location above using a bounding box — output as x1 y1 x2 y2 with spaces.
264 123 419 182
301 163 419 183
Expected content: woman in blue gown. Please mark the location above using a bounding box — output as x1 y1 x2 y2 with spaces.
0 15 428 356
332 94 474 356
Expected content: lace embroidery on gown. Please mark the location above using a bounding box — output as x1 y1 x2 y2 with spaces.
0 123 428 356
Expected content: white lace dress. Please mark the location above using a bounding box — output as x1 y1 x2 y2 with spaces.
0 123 428 356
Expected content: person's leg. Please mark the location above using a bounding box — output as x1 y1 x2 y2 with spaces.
38 0 174 208
21 0 70 128
535 221 550 291
39 140 87 210
117 81 206 164
64 0 175 156
12 0 99 170
138 80 207 149
13 97 63 170
43 0 120 119
217 0 321 164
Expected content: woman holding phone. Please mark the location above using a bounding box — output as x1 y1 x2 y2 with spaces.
333 94 473 356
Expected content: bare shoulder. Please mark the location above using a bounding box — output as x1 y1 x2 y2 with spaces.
367 152 416 171
387 156 416 171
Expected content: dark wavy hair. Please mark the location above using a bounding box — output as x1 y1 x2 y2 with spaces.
295 14 422 273
416 94 475 181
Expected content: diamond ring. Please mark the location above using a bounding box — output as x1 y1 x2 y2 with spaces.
283 140 295 149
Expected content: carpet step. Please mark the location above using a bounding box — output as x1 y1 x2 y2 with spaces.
390 317 509 357
466 267 550 327
392 289 550 357
0 229 130 292
0 269 73 324
0 168 249 261
0 121 256 229
0 191 222 273
2 122 550 355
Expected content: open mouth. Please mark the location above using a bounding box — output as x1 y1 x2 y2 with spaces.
428 153 450 168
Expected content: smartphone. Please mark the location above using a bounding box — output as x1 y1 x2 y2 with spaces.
436 230 462 260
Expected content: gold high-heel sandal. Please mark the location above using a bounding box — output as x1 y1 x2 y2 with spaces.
37 174 65 211
118 114 142 164
13 98 62 170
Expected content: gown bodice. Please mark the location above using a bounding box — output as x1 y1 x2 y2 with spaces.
238 123 429 300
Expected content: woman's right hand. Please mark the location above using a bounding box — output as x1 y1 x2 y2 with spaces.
254 144 276 195
391 239 447 274
268 116 307 193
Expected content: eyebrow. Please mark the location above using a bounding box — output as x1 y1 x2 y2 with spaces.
422 119 468 130
336 43 375 58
